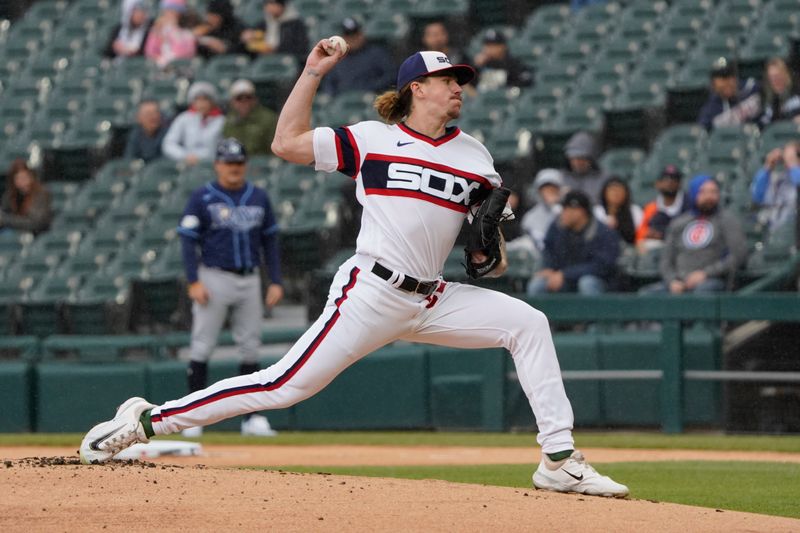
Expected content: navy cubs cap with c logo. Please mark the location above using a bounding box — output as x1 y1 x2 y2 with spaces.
396 51 475 90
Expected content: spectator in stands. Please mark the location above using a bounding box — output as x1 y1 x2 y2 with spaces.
758 57 800 128
472 29 532 91
103 0 153 60
635 164 690 252
193 0 245 59
562 131 609 204
222 79 278 156
750 141 800 241
144 0 197 69
241 0 309 62
320 17 394 97
513 168 564 256
421 20 466 65
0 159 53 235
124 100 171 163
592 176 643 246
527 190 619 295
642 175 748 294
698 57 761 131
162 81 225 165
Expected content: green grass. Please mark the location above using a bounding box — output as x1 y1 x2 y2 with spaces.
265 461 800 519
2 431 800 452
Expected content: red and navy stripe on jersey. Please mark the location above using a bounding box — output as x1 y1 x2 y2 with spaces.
331 124 492 212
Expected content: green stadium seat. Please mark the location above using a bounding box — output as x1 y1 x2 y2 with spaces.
364 13 410 43
247 53 299 85
410 0 468 18
598 148 646 180
759 120 800 154
709 11 752 38
740 32 790 64
28 228 83 257
198 54 251 85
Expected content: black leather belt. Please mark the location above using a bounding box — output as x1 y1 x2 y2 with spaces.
219 267 257 276
371 262 438 296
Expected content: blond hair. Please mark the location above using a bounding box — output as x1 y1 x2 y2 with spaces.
374 86 414 124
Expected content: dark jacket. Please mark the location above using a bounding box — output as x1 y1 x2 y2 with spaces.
102 20 153 58
541 217 620 287
321 44 395 97
697 78 761 130
124 122 171 163
254 17 309 61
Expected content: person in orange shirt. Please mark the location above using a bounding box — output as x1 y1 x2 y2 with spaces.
635 165 690 252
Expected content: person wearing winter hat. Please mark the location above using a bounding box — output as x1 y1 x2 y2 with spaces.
517 168 564 255
562 131 610 204
162 81 225 165
640 175 748 294
527 189 620 295
104 0 153 59
223 79 278 156
145 0 197 68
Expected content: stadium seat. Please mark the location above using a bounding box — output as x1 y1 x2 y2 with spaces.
759 120 800 154
598 148 646 180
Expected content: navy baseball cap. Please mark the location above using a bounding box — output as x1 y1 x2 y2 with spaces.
215 138 247 163
396 51 475 90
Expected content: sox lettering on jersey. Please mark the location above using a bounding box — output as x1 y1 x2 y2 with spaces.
361 154 490 213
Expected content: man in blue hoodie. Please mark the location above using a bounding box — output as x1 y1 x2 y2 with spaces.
644 175 748 293
527 189 620 295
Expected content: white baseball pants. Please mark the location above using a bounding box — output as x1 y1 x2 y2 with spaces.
151 254 575 453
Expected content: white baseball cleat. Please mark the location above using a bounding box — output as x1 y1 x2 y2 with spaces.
241 414 278 437
532 450 629 498
79 397 156 465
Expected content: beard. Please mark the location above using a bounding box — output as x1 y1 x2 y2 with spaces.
659 189 678 199
696 201 718 215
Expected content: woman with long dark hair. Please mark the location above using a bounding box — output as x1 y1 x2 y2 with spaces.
592 176 642 245
0 159 53 235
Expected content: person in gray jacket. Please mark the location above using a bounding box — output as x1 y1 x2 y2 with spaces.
162 81 226 165
562 131 609 204
644 175 748 294
519 168 564 252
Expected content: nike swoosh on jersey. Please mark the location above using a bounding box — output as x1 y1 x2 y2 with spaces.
89 424 126 451
396 141 415 147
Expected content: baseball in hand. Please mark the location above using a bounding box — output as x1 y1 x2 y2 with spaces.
324 35 348 55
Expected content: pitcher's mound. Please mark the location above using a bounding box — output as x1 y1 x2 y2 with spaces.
2 458 798 532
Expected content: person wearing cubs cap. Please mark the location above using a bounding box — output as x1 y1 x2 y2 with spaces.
80 42 629 499
635 164 691 250
170 137 283 438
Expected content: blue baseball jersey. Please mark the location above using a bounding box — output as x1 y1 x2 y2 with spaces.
177 181 282 284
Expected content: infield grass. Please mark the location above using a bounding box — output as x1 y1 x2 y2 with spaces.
2 431 800 452
269 461 800 519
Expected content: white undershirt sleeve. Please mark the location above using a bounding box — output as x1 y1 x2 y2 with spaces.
312 127 339 173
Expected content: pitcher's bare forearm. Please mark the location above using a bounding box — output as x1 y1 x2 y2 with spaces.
271 40 345 164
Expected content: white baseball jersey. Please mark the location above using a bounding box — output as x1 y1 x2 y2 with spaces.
149 120 576 457
313 121 502 280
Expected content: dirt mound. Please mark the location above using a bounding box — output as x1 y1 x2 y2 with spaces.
2 457 798 532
